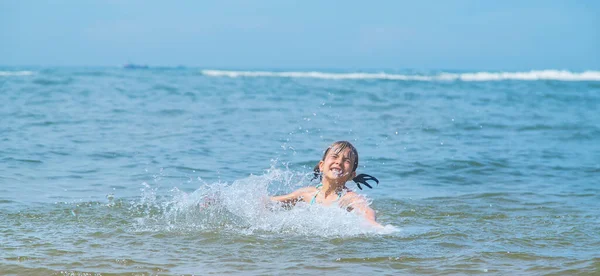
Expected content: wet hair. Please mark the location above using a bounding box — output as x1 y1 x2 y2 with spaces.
311 141 379 190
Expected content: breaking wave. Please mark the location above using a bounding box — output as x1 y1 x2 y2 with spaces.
201 69 600 82
0 71 35 77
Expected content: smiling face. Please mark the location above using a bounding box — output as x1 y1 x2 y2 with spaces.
318 144 357 185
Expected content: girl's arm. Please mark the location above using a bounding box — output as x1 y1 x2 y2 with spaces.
270 187 313 207
355 204 382 228
339 193 383 228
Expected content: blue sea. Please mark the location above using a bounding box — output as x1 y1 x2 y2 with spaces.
1 67 599 275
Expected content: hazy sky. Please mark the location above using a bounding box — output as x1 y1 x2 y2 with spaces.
1 0 598 70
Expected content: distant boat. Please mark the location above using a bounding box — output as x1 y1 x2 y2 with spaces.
122 64 149 69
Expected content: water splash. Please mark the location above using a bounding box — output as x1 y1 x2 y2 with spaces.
130 168 396 237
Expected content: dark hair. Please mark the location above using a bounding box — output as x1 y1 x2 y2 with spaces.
311 141 379 190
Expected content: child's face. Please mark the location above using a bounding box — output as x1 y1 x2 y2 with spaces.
319 146 356 183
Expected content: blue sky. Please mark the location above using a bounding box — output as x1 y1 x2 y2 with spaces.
1 0 598 70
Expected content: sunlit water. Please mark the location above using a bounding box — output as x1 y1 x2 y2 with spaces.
1 67 599 275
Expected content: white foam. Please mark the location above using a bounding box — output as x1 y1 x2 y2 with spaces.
201 69 600 82
456 70 600 81
0 71 35 76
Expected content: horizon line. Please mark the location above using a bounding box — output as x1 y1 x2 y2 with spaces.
1 65 599 72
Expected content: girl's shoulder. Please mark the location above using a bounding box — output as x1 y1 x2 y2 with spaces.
342 188 359 196
338 189 368 209
341 190 368 203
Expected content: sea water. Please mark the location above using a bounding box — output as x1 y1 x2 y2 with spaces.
1 67 599 275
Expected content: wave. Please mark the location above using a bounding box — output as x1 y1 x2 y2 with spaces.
201 69 600 82
0 71 35 77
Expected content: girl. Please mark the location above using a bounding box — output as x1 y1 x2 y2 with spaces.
270 141 381 227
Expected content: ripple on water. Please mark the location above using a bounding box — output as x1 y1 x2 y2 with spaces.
2 157 44 164
32 77 74 86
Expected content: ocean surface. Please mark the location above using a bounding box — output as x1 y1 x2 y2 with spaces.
1 67 599 275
